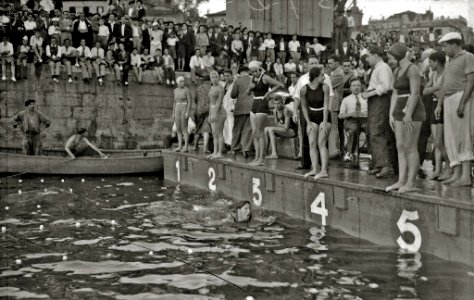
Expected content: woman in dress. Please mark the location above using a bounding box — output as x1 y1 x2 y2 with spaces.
208 70 226 159
386 43 426 193
300 66 332 180
247 61 284 166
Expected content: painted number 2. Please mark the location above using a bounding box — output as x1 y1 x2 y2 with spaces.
397 210 422 253
252 178 262 206
208 167 216 191
311 193 328 226
175 160 180 182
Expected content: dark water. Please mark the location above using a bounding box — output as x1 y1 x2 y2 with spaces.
0 176 473 300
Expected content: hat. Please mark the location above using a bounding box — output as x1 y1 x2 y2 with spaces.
176 76 185 83
388 43 407 61
248 60 262 70
25 99 35 106
239 66 249 73
152 21 159 27
22 35 28 41
420 48 436 62
438 32 462 44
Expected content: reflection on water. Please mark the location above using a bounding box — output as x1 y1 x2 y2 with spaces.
0 176 473 300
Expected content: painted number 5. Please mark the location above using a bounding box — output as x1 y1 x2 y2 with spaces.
311 193 328 226
252 178 262 206
175 160 180 182
208 167 216 191
397 210 422 253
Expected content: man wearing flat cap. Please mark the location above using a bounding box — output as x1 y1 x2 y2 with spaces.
435 32 474 187
12 99 51 156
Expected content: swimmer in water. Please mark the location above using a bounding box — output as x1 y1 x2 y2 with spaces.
207 70 226 159
65 127 108 159
173 76 192 152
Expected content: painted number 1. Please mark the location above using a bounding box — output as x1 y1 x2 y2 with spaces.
311 193 328 226
252 178 262 206
208 167 216 191
175 160 180 182
397 210 422 253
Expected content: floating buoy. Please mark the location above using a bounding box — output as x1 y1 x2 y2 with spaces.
308 288 318 294
111 220 116 226
40 179 44 183
18 190 22 195
18 179 22 183
62 255 67 261
81 179 85 182
419 276 428 282
44 188 47 192
187 249 193 254
245 296 255 300
139 188 142 191
107 253 112 258
149 251 153 255
4 206 9 211
75 222 80 228
368 283 379 289
61 179 65 183
1 226 6 233
39 225 44 231
101 179 105 182
37 204 41 209
16 259 22 265
69 188 73 193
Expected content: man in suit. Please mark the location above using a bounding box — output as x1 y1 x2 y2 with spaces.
230 66 253 157
338 41 352 61
181 24 195 71
72 12 93 47
115 16 133 52
107 13 118 42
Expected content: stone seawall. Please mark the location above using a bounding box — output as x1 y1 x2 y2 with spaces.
0 73 175 150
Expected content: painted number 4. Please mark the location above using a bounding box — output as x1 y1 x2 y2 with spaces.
311 193 328 226
397 210 422 253
252 178 262 206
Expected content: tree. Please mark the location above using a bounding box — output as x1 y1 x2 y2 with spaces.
175 0 209 21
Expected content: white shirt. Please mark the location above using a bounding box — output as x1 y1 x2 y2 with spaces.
368 60 393 96
61 46 76 57
279 41 285 51
48 25 60 36
77 46 91 58
167 37 178 47
292 72 334 101
78 20 87 31
284 62 296 73
91 47 105 59
288 40 300 52
98 25 110 37
189 55 203 69
46 44 62 58
132 25 140 37
339 94 368 117
273 63 283 75
130 53 141 66
264 38 275 49
312 43 326 55
24 20 37 31
0 42 14 56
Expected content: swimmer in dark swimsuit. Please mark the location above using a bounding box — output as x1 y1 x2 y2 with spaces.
65 128 107 159
300 66 331 180
247 61 284 166
264 96 297 159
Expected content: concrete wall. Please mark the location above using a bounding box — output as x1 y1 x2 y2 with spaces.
0 72 174 150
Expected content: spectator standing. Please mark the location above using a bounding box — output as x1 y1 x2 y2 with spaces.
264 33 275 63
162 48 175 86
0 36 16 82
288 34 301 64
257 36 266 62
166 31 178 61
115 16 133 52
196 25 209 55
181 24 195 71
194 79 213 153
131 18 142 53
361 46 397 178
231 32 243 63
72 12 93 47
149 22 163 56
276 37 287 64
328 56 345 159
97 17 110 49
202 48 215 74
339 78 367 162
435 32 474 187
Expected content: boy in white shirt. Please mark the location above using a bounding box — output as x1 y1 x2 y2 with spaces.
77 39 92 83
97 17 110 49
288 34 301 63
130 48 143 83
91 41 106 84
0 36 15 81
162 48 175 86
46 37 62 82
264 33 275 63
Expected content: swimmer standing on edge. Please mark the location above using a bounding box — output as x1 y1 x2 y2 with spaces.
173 76 192 152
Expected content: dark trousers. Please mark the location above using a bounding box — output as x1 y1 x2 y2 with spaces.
121 64 130 83
418 94 433 164
344 118 362 153
337 114 345 154
22 133 42 155
231 114 253 152
367 93 397 169
300 110 311 169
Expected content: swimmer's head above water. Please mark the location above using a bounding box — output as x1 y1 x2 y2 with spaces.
231 200 252 223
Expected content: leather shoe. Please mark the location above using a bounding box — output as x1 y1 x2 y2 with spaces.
376 167 395 178
367 168 381 175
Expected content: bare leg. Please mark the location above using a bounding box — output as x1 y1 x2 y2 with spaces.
443 165 461 184
428 124 441 180
451 161 472 187
254 113 267 166
208 122 217 159
314 123 330 180
249 112 259 165
203 132 210 154
213 114 227 159
399 122 422 193
304 123 319 177
386 121 407 191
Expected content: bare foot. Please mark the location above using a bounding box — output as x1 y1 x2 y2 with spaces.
266 154 278 159
314 172 328 180
173 147 181 152
304 170 317 178
206 153 215 159
438 170 452 181
385 181 404 192
442 174 460 185
182 147 189 153
213 154 223 159
428 172 440 180
450 177 472 187
255 160 265 166
398 184 420 193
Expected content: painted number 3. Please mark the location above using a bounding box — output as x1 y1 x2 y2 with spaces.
208 167 216 191
397 210 422 253
252 178 262 206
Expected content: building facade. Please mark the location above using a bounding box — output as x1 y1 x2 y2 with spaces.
62 0 108 14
